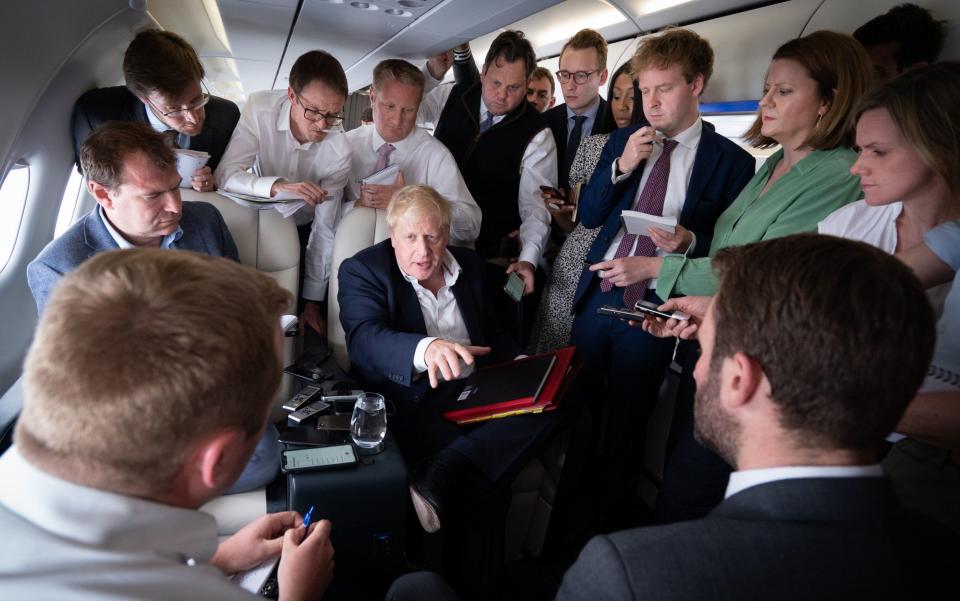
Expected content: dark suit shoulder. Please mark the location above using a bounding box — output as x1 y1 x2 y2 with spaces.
204 95 241 129
74 86 144 123
700 125 753 163
448 245 485 273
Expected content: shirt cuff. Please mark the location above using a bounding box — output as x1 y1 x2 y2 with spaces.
519 246 541 266
255 176 281 199
301 278 327 302
684 231 697 256
413 337 438 372
454 47 472 62
655 254 686 300
612 159 632 183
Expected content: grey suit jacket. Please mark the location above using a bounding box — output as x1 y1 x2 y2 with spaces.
27 201 239 313
556 477 955 601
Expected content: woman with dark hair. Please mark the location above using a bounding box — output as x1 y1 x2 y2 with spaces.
530 61 637 352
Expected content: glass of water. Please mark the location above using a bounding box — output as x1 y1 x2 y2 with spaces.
350 392 387 449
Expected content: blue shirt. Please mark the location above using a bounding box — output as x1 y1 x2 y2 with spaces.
566 95 601 150
98 205 183 250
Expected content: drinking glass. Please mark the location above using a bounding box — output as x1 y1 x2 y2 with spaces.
350 392 387 449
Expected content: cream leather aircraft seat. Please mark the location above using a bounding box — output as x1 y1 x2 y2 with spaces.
182 190 299 535
326 205 562 558
182 190 300 419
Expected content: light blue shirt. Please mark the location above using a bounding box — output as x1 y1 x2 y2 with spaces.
143 101 190 149
925 220 960 374
565 95 601 150
478 99 506 128
97 205 183 250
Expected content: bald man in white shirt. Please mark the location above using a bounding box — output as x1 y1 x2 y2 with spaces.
346 59 481 248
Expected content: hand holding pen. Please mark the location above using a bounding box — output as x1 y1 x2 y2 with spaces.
278 505 335 601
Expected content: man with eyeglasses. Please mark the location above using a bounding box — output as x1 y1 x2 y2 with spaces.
545 29 610 193
72 29 240 193
215 50 352 338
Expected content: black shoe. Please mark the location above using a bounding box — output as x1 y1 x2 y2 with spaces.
409 452 463 533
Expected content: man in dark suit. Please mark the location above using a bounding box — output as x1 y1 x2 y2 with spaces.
568 28 755 527
72 29 240 191
554 234 954 600
338 185 567 600
544 28 610 193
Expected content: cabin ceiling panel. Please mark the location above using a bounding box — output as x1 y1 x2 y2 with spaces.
216 0 300 97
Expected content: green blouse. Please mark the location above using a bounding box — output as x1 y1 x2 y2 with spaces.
657 146 862 297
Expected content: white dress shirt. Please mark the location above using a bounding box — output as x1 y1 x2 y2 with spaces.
0 447 259 601
565 95 601 151
344 125 481 247
214 90 352 301
603 118 703 288
725 464 884 499
400 250 474 379
98 205 183 249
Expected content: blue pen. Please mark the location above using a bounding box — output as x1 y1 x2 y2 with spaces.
301 505 315 537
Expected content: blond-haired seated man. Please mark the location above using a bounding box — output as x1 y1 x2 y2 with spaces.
0 249 332 601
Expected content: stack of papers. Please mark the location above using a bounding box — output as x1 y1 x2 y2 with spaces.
174 149 210 188
361 163 399 186
621 210 678 236
218 189 306 217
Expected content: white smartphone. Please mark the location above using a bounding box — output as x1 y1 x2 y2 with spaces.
503 272 524 303
280 444 357 473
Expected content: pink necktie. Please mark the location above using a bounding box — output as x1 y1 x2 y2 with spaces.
372 142 395 173
601 139 678 309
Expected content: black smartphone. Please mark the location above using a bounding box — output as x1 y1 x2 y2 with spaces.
317 414 352 431
633 300 690 321
279 428 337 447
597 305 647 322
539 185 567 202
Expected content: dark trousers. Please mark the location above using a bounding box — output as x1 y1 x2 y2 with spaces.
390 381 578 601
654 354 732 523
569 281 675 525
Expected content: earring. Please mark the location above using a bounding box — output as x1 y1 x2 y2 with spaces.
816 113 823 129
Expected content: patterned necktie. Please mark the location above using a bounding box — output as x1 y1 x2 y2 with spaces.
162 129 181 150
372 142 395 173
601 139 679 308
479 112 494 133
564 115 587 183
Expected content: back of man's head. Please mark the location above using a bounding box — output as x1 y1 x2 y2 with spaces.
372 58 427 99
483 30 537 78
80 121 176 190
631 27 714 91
710 234 934 456
854 3 946 74
17 249 291 498
289 50 349 98
124 29 205 98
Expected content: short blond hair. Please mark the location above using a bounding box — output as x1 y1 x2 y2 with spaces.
18 249 291 496
386 185 452 235
372 59 427 99
560 28 608 71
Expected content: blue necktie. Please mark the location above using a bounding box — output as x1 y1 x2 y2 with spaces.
479 112 494 133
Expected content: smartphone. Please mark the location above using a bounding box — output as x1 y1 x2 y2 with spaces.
280 444 358 473
279 428 337 447
504 272 524 303
317 414 351 431
634 300 690 321
539 185 567 201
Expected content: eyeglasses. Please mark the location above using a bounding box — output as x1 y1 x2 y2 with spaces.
147 84 211 118
555 69 600 85
296 95 345 126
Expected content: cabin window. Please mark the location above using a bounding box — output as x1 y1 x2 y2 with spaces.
0 163 30 274
55 166 84 238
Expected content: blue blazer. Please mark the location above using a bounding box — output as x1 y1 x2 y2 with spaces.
338 240 520 406
572 122 755 310
27 201 239 313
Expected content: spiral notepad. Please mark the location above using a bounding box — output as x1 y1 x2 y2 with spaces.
927 364 960 388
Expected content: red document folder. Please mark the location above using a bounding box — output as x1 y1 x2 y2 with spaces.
445 346 578 424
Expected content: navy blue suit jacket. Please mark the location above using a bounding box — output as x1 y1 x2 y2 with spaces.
27 201 239 313
338 240 520 406
71 86 240 171
545 99 611 190
572 122 755 310
556 477 956 600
